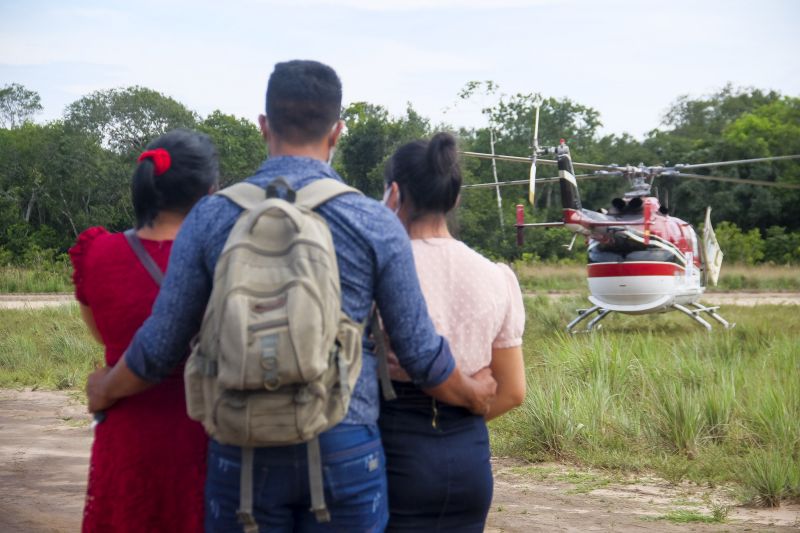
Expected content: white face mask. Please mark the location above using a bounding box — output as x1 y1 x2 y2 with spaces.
326 122 340 166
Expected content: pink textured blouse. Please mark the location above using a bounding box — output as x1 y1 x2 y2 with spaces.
391 238 525 378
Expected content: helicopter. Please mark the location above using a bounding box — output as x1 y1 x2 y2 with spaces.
460 107 800 333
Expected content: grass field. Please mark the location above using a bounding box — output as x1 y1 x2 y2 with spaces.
1 298 798 507
490 295 800 508
0 266 72 293
0 305 102 389
514 263 800 292
2 263 799 294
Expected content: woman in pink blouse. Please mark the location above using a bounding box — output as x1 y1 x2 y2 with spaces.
379 132 526 532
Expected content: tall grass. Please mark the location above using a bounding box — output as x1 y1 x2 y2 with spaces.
720 264 800 291
741 449 797 507
490 297 800 506
0 266 72 293
2 297 798 506
513 262 800 292
2 262 797 294
0 305 103 389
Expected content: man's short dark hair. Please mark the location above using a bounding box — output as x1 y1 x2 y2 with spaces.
266 60 342 144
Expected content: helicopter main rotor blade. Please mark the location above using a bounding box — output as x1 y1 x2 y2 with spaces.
676 154 800 170
672 172 800 189
460 151 617 172
461 174 608 189
530 100 542 206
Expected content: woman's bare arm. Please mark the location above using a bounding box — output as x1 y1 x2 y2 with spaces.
485 346 525 421
79 304 103 344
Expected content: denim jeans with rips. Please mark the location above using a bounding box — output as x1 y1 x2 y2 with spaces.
204 424 387 532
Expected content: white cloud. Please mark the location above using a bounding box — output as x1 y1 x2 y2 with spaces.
2 0 799 139
245 0 559 11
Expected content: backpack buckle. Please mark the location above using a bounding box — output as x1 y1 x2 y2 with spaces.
266 176 297 203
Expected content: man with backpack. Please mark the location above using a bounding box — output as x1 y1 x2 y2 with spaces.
86 60 497 531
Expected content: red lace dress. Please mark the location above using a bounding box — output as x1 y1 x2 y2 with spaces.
70 227 207 533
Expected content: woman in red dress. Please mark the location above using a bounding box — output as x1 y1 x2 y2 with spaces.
70 129 219 532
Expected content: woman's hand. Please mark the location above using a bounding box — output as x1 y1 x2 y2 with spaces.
423 365 497 416
386 352 411 382
86 366 116 413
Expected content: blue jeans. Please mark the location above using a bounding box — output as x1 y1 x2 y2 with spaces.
379 382 493 532
205 424 388 532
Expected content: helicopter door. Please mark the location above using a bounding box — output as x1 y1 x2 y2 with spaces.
702 207 723 286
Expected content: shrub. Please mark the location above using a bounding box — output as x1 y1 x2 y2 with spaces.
763 226 800 264
715 221 765 265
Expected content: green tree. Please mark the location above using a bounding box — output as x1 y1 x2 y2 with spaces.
763 226 800 264
457 89 605 259
199 111 266 187
714 221 765 265
336 102 430 198
64 86 197 157
645 86 798 230
0 83 42 129
0 122 126 247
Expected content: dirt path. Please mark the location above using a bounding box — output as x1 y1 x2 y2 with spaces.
1 390 798 532
487 460 799 532
0 389 90 532
0 293 74 310
3 292 799 310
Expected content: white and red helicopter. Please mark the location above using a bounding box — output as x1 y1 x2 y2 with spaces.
462 108 800 332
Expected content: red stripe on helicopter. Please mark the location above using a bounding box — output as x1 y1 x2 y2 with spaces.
588 262 683 278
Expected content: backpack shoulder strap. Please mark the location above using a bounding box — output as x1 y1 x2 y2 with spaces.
296 179 361 210
123 229 164 287
216 182 267 211
370 305 397 401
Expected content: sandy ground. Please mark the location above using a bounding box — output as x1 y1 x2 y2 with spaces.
0 293 74 310
0 389 89 533
1 389 798 532
3 292 799 310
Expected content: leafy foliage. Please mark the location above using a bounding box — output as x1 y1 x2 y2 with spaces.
0 83 42 128
198 111 266 187
64 86 197 157
0 86 265 262
335 102 430 198
1 82 799 266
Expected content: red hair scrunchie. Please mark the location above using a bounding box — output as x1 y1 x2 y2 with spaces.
138 148 171 176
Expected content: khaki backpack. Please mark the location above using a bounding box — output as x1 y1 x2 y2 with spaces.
184 177 366 530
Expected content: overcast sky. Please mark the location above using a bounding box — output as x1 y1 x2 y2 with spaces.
1 0 798 139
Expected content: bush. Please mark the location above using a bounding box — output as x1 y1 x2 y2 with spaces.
763 226 800 264
715 221 765 265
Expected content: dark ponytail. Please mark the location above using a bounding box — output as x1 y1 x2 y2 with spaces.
385 131 462 216
132 158 161 228
132 129 220 228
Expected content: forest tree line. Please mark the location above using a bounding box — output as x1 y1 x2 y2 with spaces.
1 82 799 266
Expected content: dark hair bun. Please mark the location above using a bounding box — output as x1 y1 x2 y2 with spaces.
385 131 462 215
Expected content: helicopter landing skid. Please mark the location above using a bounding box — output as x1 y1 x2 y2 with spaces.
674 303 735 331
566 305 609 333
566 302 735 333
